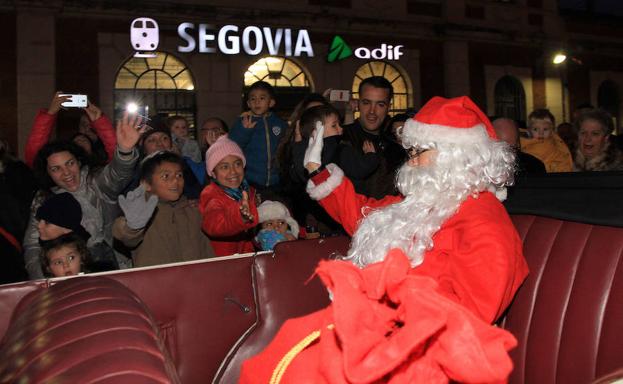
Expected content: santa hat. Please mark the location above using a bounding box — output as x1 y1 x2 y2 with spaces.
402 96 498 145
205 136 246 178
257 200 299 237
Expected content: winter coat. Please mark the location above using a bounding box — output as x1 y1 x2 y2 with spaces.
573 141 623 171
113 196 215 267
22 148 138 279
240 164 529 383
229 113 287 187
25 109 116 167
520 133 573 173
341 120 404 198
199 183 259 256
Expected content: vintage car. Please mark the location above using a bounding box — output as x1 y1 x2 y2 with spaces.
0 172 622 383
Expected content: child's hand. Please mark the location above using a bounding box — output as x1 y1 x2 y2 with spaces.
118 184 158 230
241 112 257 129
362 140 376 154
239 191 255 223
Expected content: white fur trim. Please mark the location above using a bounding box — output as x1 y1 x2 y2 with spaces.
402 119 490 146
487 185 507 202
306 163 344 201
257 200 299 236
495 187 507 202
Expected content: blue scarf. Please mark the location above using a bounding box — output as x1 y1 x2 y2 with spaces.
214 178 250 201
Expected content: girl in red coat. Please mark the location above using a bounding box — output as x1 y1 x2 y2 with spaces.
199 136 258 256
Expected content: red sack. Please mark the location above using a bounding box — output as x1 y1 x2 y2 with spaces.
240 249 517 383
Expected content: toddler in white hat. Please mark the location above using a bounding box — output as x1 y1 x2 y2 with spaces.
255 201 299 251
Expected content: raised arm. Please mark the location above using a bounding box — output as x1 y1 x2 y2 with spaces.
307 165 401 236
303 121 400 235
94 113 143 200
228 113 256 150
25 92 71 167
83 103 117 162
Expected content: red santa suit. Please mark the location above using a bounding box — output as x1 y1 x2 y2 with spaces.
240 96 529 383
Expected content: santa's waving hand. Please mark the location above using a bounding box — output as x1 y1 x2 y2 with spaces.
303 120 325 173
240 96 529 384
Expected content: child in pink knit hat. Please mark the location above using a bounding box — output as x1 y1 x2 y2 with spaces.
199 136 259 256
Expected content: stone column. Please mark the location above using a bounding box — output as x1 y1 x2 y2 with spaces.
443 40 470 98
16 10 55 158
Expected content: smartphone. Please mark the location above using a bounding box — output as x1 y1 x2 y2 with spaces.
329 90 350 102
60 94 88 108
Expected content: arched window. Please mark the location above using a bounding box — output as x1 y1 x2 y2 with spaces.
597 80 620 133
351 61 411 116
494 76 526 123
243 56 312 118
114 51 197 131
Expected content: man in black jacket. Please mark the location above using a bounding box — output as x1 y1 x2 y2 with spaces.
342 76 404 198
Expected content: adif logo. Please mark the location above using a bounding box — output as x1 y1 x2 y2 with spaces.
327 35 404 62
131 18 159 58
328 36 352 62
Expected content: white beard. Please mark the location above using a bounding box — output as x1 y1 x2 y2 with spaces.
345 162 470 268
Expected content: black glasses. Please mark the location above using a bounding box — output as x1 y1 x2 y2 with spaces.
407 147 430 160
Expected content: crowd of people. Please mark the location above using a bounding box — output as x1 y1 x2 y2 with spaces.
0 76 621 286
1 73 622 382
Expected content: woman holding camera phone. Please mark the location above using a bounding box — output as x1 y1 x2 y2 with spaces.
24 91 117 168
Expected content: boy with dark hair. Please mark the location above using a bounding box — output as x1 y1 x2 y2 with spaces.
229 80 287 200
113 151 215 267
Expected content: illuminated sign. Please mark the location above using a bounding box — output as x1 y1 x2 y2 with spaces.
327 35 404 62
131 18 159 58
177 24 314 57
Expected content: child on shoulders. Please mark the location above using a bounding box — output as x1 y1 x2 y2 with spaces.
520 109 573 173
229 81 287 199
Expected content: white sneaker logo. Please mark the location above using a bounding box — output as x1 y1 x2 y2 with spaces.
131 18 159 58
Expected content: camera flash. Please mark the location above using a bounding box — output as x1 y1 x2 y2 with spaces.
126 102 138 113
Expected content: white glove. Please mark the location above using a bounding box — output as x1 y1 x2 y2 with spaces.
119 184 158 229
303 121 325 168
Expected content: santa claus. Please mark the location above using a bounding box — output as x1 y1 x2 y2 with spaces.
240 96 529 384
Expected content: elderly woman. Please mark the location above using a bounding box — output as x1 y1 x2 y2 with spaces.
573 108 623 171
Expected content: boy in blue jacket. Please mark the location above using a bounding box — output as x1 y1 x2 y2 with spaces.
229 81 287 200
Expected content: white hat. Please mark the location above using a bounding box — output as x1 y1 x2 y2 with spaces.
257 200 299 237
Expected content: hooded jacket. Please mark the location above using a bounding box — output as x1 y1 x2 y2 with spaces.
113 196 215 267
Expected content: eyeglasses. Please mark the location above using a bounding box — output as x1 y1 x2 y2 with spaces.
407 147 430 160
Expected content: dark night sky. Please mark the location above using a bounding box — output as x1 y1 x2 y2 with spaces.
559 0 623 16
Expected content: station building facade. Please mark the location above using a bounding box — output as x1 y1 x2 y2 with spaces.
2 0 623 155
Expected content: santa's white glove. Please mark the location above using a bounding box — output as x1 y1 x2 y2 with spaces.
119 184 158 229
303 121 325 169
